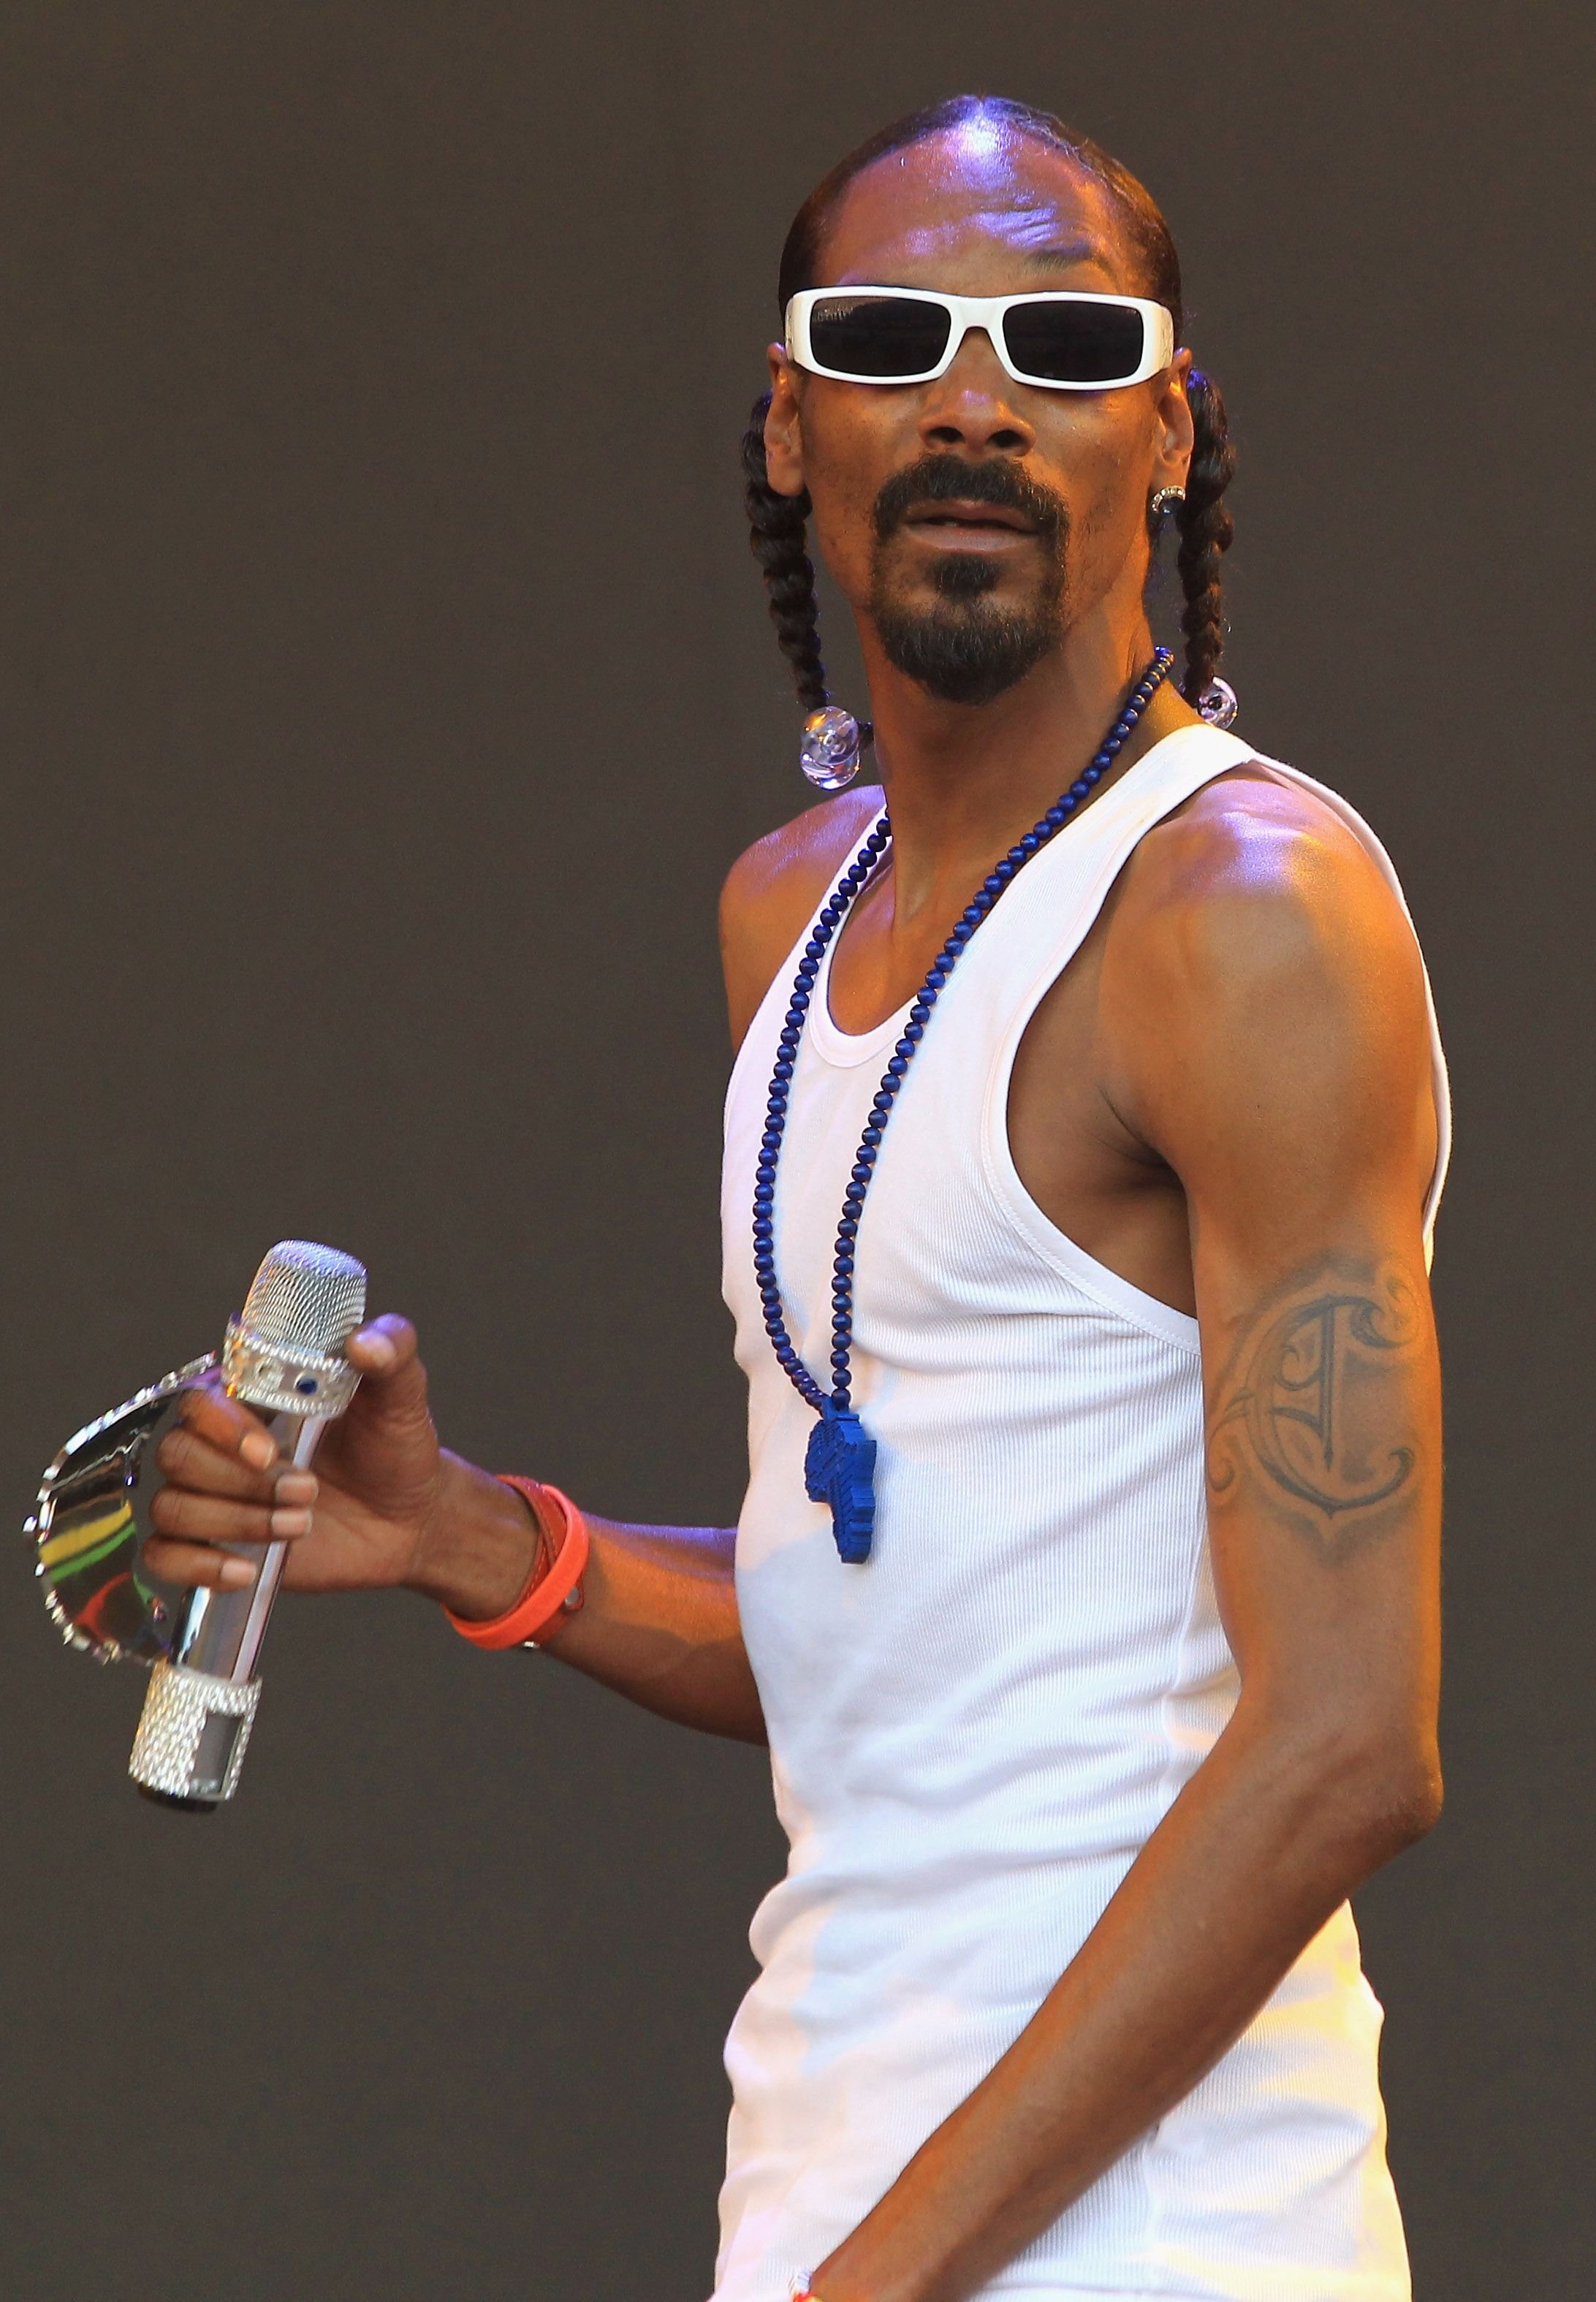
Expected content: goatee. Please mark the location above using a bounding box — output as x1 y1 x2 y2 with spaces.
869 456 1069 707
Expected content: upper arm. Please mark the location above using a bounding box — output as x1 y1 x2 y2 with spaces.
1106 783 1443 1766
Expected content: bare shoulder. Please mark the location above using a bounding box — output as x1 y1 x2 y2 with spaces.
1098 765 1435 1194
1109 767 1424 1000
720 786 885 1049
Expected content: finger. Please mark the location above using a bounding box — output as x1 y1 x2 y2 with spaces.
178 1381 279 1470
142 1537 265 1592
148 1486 312 1545
156 1424 317 1505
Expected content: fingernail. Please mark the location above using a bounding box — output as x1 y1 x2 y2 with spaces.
220 1557 255 1587
270 1507 313 1537
240 1432 276 1470
360 1329 397 1369
274 1473 318 1505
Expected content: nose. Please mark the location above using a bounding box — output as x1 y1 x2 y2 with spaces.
916 328 1036 458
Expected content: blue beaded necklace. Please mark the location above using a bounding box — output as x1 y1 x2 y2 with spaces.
754 647 1175 1563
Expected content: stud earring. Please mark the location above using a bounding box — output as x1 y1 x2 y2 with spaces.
799 705 874 791
1149 485 1186 520
1196 678 1239 729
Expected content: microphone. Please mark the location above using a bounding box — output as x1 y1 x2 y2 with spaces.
129 1239 367 1811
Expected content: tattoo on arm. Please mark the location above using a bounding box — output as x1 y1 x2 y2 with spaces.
1207 1260 1426 1543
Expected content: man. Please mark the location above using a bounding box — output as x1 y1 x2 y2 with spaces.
146 96 1448 2302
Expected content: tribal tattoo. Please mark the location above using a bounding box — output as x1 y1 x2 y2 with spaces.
1206 1259 1427 1543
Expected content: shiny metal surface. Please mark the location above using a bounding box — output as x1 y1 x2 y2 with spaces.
169 1241 365 1684
28 1240 366 1672
222 1239 367 1417
128 1661 262 1805
221 1315 362 1417
31 1237 368 1807
168 1407 327 1682
238 1239 366 1358
26 1355 218 1665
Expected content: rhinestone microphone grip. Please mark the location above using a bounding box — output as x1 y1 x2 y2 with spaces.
129 1240 367 1811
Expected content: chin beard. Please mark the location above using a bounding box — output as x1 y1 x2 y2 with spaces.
871 552 1064 706
867 455 1071 707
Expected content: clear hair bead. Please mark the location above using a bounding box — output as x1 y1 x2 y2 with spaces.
1196 677 1239 729
799 706 865 791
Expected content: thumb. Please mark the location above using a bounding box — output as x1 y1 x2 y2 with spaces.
344 1315 433 1428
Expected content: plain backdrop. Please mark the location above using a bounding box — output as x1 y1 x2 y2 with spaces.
2 5 1591 2297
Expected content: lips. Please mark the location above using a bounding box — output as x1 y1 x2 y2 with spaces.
872 454 1064 550
902 499 1036 534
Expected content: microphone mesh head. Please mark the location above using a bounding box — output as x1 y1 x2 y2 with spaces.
240 1241 368 1356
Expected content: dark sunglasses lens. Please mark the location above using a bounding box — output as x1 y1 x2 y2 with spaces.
807 295 952 378
1002 301 1147 383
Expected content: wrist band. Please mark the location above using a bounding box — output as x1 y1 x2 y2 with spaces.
444 1478 589 1650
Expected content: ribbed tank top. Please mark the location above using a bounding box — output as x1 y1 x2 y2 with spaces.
715 724 1451 2302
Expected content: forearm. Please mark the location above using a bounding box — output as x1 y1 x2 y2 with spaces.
406 1452 764 1742
811 1705 1432 2302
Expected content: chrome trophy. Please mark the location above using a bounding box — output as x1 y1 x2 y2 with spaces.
27 1239 366 1810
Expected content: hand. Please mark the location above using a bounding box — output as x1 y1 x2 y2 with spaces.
145 1315 452 1598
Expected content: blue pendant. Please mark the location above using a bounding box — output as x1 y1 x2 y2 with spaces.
759 656 1174 1572
804 1398 877 1564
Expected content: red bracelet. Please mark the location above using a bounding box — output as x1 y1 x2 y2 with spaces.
443 1478 589 1650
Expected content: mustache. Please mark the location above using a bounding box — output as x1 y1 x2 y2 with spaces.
871 454 1067 544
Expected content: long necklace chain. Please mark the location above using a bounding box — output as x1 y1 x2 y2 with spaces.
755 647 1174 1564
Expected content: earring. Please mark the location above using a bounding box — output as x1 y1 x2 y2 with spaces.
799 705 873 791
1149 485 1186 520
1196 677 1239 729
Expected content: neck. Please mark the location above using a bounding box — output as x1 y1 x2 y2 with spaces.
857 600 1200 927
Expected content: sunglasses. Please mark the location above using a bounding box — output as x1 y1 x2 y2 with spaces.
785 287 1175 392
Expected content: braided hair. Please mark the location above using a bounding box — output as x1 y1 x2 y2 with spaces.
1175 369 1236 704
743 94 1236 713
741 387 830 718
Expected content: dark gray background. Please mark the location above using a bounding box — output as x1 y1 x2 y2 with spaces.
2 5 1589 2296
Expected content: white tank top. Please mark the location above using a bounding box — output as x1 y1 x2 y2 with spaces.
715 724 1450 2302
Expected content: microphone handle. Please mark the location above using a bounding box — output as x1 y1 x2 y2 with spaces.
170 1407 324 1683
130 1406 327 1810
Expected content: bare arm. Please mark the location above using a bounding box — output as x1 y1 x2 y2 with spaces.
413 1451 765 1743
141 801 870 1747
144 1330 767 1742
807 786 1443 2302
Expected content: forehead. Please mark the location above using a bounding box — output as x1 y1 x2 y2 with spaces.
817 124 1137 296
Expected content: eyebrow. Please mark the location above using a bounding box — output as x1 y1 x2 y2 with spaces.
1023 240 1116 273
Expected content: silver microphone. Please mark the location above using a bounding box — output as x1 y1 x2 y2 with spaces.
128 1239 367 1810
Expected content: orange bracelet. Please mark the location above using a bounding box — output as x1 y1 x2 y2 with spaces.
444 1478 589 1650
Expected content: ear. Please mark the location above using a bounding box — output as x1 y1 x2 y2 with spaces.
764 344 808 500
1152 346 1196 492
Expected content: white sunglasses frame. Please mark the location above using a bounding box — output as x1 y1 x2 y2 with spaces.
784 286 1176 392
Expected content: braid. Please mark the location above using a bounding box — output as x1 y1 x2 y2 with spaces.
1174 368 1236 705
742 389 829 715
